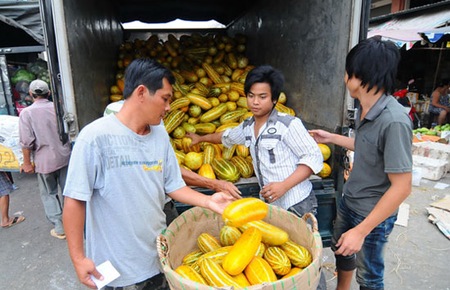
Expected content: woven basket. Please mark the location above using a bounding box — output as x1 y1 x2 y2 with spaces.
157 205 322 290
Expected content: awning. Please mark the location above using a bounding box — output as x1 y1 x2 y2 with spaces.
0 0 43 45
420 26 450 43
368 8 450 49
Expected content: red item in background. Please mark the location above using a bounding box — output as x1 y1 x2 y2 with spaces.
393 89 408 98
15 101 28 116
393 88 416 122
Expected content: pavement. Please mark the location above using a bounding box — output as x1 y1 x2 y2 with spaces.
1 171 449 290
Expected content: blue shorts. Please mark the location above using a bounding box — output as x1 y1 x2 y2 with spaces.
332 198 396 290
0 172 13 197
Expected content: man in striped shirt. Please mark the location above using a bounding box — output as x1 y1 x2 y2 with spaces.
187 65 323 216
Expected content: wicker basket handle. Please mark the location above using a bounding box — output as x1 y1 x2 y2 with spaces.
157 234 170 267
302 212 319 233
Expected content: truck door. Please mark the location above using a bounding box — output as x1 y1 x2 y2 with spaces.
39 0 69 144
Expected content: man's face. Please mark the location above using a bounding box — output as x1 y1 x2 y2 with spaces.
145 78 173 125
246 82 274 118
344 72 360 99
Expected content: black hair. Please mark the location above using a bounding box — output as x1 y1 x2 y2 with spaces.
435 79 450 89
345 36 400 95
123 58 175 99
244 65 285 102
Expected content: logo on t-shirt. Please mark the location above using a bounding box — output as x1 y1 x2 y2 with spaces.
143 160 162 172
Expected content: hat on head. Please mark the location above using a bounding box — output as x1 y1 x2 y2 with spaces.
29 79 50 95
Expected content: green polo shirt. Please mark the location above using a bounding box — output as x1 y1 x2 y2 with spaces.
344 94 412 217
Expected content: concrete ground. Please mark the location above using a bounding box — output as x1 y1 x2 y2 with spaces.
1 171 449 290
322 174 450 290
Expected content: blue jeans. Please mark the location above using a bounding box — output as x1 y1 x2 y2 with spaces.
287 192 318 217
332 198 396 290
104 273 169 290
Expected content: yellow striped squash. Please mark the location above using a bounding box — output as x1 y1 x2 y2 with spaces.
197 246 232 266
197 233 221 253
222 227 262 276
169 97 190 112
281 267 303 279
244 256 277 285
212 158 240 182
219 226 242 246
194 123 216 135
216 122 239 133
230 155 254 178
236 144 250 158
186 92 212 110
239 220 289 246
200 258 241 288
182 249 204 266
163 110 185 134
202 144 215 165
280 240 312 268
199 103 228 123
221 144 237 160
174 264 207 284
198 163 216 180
222 197 268 227
263 246 292 275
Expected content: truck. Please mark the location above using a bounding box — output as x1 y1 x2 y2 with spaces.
3 0 371 246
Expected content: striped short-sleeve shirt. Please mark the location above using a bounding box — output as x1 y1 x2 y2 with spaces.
222 109 323 209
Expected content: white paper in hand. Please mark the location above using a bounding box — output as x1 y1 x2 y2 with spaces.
90 260 121 289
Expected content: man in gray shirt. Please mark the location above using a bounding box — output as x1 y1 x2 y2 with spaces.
310 36 412 290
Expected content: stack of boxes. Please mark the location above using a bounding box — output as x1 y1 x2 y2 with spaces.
412 141 450 181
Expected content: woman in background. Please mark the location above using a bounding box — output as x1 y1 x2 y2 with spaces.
428 80 450 125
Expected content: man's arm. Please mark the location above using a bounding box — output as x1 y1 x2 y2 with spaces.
20 148 35 173
260 164 313 202
180 167 241 199
334 172 411 256
186 131 224 145
63 197 102 289
309 129 355 151
169 186 235 214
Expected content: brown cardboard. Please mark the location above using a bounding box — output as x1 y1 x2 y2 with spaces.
157 205 323 290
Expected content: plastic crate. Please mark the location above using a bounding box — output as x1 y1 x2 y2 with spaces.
177 177 337 248
311 178 337 248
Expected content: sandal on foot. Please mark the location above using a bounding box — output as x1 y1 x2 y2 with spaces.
2 215 25 228
50 229 66 240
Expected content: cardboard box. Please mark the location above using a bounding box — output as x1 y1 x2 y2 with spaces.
412 155 448 181
157 206 322 290
412 141 450 172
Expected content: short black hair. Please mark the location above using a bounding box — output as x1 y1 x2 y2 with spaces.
244 65 285 102
435 79 450 89
123 58 175 99
346 36 400 95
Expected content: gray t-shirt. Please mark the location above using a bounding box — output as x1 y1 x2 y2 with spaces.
344 95 412 217
63 115 185 287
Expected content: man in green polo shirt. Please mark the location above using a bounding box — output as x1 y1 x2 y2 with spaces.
310 36 412 290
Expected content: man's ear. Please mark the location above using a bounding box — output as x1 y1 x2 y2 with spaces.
135 85 147 101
